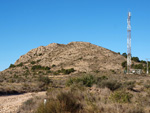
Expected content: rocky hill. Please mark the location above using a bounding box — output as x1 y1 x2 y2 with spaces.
0 42 126 94
1 42 150 113
15 41 125 72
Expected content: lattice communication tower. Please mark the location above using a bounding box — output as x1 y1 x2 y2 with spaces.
127 12 131 74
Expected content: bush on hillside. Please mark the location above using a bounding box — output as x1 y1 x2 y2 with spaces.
141 60 147 64
9 64 16 68
31 61 36 64
121 61 127 68
66 75 96 87
122 53 127 58
17 63 23 67
38 75 52 85
123 81 135 90
58 68 75 74
52 64 56 67
98 79 122 91
66 75 108 88
31 65 50 71
133 64 144 69
110 90 133 103
132 57 140 62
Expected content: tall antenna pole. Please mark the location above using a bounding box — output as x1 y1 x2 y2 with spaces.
146 58 150 74
127 12 131 74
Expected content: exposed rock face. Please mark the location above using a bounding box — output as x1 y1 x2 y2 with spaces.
14 42 125 72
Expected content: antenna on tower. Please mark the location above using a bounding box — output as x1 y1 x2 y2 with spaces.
127 12 131 74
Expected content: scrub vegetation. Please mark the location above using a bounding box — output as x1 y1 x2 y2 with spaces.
18 73 150 113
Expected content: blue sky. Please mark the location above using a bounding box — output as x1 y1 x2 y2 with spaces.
0 0 150 71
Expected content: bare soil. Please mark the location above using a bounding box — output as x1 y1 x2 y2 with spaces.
0 92 46 113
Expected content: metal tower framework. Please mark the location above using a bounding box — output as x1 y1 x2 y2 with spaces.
146 58 150 74
127 12 131 74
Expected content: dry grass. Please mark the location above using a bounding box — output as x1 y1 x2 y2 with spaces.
16 73 150 113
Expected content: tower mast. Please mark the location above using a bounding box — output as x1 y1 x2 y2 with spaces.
127 12 131 74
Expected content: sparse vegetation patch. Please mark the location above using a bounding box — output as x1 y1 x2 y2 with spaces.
31 61 36 64
53 68 75 75
31 65 50 71
110 90 133 103
66 74 96 87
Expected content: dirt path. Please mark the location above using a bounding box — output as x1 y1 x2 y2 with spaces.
0 92 46 113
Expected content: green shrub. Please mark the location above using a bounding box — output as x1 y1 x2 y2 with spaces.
141 60 146 64
38 76 52 85
132 57 140 62
122 53 127 58
96 76 108 81
133 64 144 69
144 84 150 89
9 64 16 68
36 92 82 113
17 63 23 67
123 81 135 90
66 78 76 86
110 90 133 103
46 70 51 74
98 79 122 91
81 75 96 87
58 68 75 74
37 60 41 63
64 68 74 74
122 61 127 68
39 53 42 56
66 75 108 87
66 75 96 87
53 72 59 75
32 65 50 71
45 67 50 70
31 61 36 64
32 65 42 70
52 64 56 67
111 70 116 74
94 70 99 73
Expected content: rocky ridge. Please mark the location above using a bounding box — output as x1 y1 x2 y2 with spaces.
14 42 126 72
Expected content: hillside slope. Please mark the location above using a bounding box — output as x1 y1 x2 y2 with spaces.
0 42 126 94
14 42 125 72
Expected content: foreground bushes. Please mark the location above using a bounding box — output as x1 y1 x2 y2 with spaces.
66 75 122 91
34 88 137 113
18 73 149 113
36 91 82 113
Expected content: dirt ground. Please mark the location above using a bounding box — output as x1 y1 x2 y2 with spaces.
0 92 46 113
